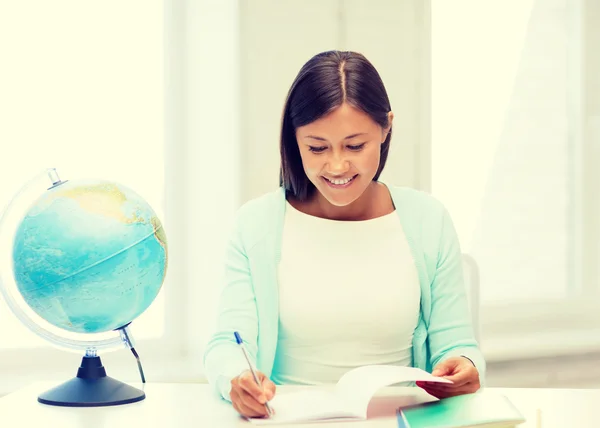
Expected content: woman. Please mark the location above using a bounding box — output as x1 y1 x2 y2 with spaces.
203 50 485 418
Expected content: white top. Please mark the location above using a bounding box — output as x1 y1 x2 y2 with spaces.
271 202 421 385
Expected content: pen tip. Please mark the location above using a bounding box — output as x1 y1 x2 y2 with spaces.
234 331 242 345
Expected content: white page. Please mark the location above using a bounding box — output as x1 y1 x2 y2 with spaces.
248 365 451 425
248 389 356 425
334 365 452 418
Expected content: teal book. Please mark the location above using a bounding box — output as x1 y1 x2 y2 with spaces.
397 392 526 428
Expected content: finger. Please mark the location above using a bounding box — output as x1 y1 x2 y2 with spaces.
262 378 276 400
423 387 462 394
419 381 471 392
443 370 473 386
426 378 467 388
239 373 268 402
416 377 456 386
231 386 268 418
416 380 456 390
418 380 465 391
416 381 450 388
231 391 241 415
431 360 457 377
231 389 260 418
237 399 267 418
238 388 270 417
232 388 267 418
420 383 477 396
431 367 449 377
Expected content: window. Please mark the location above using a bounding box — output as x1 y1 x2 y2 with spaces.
430 0 596 358
0 2 241 397
0 1 165 349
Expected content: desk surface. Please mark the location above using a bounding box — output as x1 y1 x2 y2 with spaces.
0 382 597 427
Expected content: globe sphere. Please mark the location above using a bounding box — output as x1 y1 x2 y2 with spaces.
0 169 168 352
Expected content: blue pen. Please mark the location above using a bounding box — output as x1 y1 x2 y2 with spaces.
234 331 274 416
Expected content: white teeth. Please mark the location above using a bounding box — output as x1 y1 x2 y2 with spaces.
328 176 353 185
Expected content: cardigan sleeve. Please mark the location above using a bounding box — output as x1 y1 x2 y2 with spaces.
202 211 260 402
427 207 487 384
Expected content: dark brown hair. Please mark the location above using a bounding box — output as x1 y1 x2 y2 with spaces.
279 50 393 201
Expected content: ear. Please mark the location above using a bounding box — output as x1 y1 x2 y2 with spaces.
382 111 394 142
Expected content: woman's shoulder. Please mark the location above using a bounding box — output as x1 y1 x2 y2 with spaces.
235 187 285 221
230 187 285 248
386 184 447 217
386 184 457 247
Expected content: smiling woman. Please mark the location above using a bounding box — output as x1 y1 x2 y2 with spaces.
203 50 485 419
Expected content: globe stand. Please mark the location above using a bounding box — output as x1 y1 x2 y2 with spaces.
37 355 145 407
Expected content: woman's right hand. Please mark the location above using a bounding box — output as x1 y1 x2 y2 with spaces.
230 370 276 418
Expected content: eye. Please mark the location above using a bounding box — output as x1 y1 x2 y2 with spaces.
347 143 366 151
308 146 327 153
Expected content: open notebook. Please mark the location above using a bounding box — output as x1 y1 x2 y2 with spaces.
248 365 452 425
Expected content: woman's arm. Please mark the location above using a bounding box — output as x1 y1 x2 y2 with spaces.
427 208 486 384
203 216 260 402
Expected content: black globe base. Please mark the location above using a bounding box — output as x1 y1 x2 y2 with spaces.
38 355 145 407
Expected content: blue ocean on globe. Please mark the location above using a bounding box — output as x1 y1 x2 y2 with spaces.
11 179 168 334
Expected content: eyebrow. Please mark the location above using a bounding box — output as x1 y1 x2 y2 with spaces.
304 133 367 142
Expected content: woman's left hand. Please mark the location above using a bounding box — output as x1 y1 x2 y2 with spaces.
416 357 480 399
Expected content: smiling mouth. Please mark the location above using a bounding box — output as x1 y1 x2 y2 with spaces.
322 174 358 187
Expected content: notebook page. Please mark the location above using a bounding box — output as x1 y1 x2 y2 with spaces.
248 389 357 425
334 365 452 418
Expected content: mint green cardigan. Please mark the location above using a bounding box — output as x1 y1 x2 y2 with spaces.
203 184 486 401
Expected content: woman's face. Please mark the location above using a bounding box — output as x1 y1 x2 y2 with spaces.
295 103 392 207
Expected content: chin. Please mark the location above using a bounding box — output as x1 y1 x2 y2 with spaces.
323 196 358 207
316 185 365 207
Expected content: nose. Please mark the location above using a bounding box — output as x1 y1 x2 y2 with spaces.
327 152 350 175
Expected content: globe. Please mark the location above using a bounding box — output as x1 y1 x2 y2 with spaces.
0 168 168 407
12 178 167 334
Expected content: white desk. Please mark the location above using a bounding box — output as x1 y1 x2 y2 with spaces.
0 382 597 427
